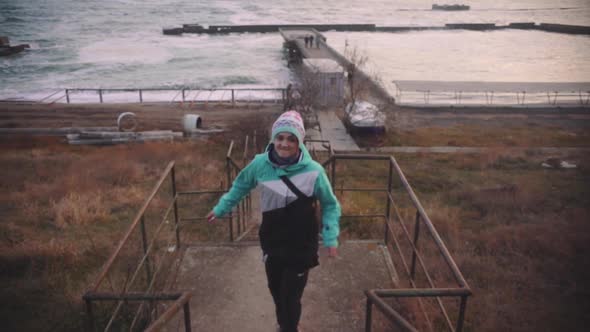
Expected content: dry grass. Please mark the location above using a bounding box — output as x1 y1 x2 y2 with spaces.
353 113 590 148
2 105 589 330
326 144 589 331
0 108 272 331
389 150 590 331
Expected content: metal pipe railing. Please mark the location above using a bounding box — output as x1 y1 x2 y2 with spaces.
63 87 285 104
91 161 175 292
144 291 193 332
321 152 471 332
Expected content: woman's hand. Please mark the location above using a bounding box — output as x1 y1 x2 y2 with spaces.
327 247 338 258
206 211 216 223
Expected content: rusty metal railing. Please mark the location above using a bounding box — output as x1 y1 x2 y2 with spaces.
83 161 191 331
176 136 256 242
144 291 193 332
83 135 258 331
321 153 472 332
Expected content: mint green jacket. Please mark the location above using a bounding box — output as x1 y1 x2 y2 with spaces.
213 144 341 247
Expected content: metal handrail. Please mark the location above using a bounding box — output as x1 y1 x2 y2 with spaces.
389 155 469 288
82 136 258 331
320 152 471 331
91 161 176 292
144 291 193 332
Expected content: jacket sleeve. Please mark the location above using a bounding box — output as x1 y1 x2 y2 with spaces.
212 161 257 217
314 169 341 247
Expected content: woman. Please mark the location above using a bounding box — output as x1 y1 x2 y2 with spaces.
207 111 341 332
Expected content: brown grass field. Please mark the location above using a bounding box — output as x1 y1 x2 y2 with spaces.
0 102 589 331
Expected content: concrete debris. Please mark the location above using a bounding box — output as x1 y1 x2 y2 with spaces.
184 128 225 136
541 158 577 169
0 127 119 136
117 112 137 132
67 130 182 145
182 114 202 133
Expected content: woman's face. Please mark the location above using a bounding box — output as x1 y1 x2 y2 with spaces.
273 132 299 158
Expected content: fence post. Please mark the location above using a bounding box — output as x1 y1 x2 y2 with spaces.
231 89 235 107
226 157 234 242
65 89 70 104
456 295 468 332
331 158 336 189
140 216 153 284
385 160 393 245
171 166 181 248
139 89 143 103
183 302 192 332
182 89 186 102
85 298 96 332
410 211 421 280
98 89 103 103
365 297 373 332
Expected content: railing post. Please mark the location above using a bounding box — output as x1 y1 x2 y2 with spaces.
226 156 234 242
182 89 186 102
456 295 468 332
365 297 373 332
231 89 235 106
171 166 181 248
410 211 421 280
331 157 336 189
98 89 103 103
385 160 393 245
85 298 96 332
139 89 143 103
140 216 153 285
183 302 192 332
65 89 70 104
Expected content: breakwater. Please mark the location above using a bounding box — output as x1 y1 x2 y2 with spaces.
163 23 590 35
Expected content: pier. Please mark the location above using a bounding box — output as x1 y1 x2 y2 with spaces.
279 27 395 105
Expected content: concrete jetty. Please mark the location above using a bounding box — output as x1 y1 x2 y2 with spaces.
164 23 590 36
279 27 395 105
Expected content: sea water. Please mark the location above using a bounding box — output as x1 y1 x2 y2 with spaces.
1 0 589 104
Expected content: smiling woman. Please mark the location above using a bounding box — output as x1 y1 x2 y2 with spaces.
206 110 341 332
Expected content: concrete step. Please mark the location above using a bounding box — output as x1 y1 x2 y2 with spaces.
176 241 395 331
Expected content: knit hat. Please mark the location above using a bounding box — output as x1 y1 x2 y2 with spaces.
271 110 305 144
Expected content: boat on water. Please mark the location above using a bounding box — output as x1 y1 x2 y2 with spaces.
0 36 30 56
432 4 470 11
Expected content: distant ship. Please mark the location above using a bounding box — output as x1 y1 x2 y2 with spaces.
432 4 470 11
0 36 30 56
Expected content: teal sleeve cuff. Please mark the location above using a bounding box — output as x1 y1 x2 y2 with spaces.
323 237 338 248
212 205 224 218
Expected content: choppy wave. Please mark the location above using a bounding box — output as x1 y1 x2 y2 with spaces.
223 76 259 86
78 40 174 64
2 17 26 23
1 0 590 101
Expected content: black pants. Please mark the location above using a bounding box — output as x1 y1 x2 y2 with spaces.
265 256 309 332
